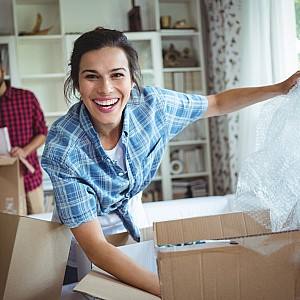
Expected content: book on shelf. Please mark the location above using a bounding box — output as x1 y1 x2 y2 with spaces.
191 188 207 197
172 191 189 200
0 127 11 156
183 147 205 174
172 178 207 198
173 72 185 92
164 72 173 90
164 72 203 94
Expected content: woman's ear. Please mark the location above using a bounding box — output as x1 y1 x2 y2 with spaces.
74 87 82 100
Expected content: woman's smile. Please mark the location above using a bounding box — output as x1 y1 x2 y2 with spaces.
93 97 120 112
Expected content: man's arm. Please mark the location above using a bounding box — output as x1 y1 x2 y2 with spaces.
10 133 46 158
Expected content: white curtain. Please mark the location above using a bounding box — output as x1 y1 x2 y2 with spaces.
202 0 242 195
236 0 298 172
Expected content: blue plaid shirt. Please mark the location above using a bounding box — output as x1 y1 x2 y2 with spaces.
41 86 208 241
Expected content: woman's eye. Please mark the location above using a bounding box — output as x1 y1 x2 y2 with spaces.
112 73 124 78
85 74 98 79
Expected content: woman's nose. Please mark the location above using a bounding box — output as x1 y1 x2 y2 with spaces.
98 79 114 94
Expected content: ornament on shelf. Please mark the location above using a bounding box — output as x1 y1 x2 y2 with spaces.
128 0 142 32
174 19 192 29
19 13 53 36
160 15 172 29
163 44 180 67
163 44 197 68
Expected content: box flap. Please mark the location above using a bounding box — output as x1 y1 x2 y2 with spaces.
0 212 20 299
1 213 72 300
74 269 160 300
0 157 17 166
154 210 271 245
0 156 34 173
19 157 35 173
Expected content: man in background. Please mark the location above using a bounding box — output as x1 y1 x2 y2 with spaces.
0 59 48 214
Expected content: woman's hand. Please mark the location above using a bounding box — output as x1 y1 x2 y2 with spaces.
276 70 300 95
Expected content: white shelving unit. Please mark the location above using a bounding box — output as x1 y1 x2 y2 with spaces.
153 0 213 200
0 36 19 87
4 0 213 201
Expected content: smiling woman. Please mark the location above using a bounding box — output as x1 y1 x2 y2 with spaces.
41 27 300 296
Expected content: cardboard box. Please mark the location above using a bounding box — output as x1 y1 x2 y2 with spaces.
0 212 72 300
0 157 27 215
155 211 300 300
74 211 300 300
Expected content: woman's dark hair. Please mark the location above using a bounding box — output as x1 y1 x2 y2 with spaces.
64 27 142 102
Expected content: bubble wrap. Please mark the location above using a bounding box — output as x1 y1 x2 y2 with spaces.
233 80 300 231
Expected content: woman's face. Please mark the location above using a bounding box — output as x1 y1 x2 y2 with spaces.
78 47 133 133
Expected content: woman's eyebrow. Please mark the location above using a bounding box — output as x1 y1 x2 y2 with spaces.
111 67 128 72
81 69 97 74
81 67 127 74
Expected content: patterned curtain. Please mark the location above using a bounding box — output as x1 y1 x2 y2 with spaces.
201 0 242 195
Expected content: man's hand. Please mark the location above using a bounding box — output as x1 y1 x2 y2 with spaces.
10 146 27 158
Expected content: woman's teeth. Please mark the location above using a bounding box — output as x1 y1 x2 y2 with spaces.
95 99 118 107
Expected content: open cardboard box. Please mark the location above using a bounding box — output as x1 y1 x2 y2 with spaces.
74 210 300 300
0 212 72 300
0 157 35 215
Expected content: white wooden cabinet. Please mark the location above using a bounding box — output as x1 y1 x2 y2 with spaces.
155 0 213 200
5 0 213 201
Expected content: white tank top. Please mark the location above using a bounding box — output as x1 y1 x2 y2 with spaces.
104 139 147 235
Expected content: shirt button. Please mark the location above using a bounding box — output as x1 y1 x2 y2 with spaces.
118 172 124 176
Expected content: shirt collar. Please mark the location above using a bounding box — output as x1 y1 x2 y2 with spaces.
122 87 143 138
79 102 100 142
